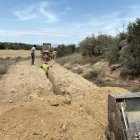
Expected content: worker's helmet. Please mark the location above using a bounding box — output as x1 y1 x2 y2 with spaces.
45 62 48 64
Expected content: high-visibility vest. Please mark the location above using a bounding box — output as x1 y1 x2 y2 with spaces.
42 64 49 73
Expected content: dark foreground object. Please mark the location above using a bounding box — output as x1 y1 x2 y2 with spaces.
106 93 140 140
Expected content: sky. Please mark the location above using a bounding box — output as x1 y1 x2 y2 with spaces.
0 0 140 46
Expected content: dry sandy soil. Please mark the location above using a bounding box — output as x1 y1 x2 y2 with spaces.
0 58 130 140
0 50 40 58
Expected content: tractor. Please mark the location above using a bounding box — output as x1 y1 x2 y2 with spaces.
40 43 54 63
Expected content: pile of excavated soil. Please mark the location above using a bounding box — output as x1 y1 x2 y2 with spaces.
0 59 130 140
0 58 53 106
48 60 98 99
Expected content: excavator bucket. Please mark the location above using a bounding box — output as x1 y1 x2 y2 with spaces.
106 93 140 140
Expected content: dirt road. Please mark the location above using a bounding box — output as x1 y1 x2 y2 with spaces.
0 59 130 140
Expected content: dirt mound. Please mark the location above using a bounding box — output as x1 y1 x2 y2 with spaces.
0 59 53 106
0 59 130 140
0 87 129 140
48 60 98 99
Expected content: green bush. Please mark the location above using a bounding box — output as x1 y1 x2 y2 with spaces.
56 44 76 58
6 57 10 60
107 46 120 65
120 18 140 75
79 33 119 57
127 18 140 44
118 32 128 42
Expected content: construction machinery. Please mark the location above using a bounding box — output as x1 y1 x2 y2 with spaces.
40 43 54 62
106 93 140 140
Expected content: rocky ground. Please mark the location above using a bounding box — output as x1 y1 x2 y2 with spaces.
0 58 130 140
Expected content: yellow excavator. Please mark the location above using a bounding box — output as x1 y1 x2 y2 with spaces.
40 43 54 62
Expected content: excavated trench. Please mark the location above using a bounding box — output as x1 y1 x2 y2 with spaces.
0 59 131 140
46 60 131 139
48 60 98 99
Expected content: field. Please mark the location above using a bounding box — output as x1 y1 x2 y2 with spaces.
0 50 41 58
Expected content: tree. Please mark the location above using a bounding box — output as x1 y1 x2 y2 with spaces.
9 46 18 50
56 44 76 57
56 44 66 57
25 46 31 50
122 18 140 75
0 44 5 50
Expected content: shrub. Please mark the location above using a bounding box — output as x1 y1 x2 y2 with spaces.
107 45 120 65
79 34 97 57
56 53 85 65
127 18 140 45
71 68 83 74
118 32 128 42
79 33 119 57
70 57 85 65
57 58 68 66
120 68 129 79
128 75 135 80
122 55 140 76
6 57 10 60
0 64 7 74
83 70 99 80
95 78 105 86
65 65 72 70
84 56 102 64
17 56 22 60
116 24 128 42
119 18 140 75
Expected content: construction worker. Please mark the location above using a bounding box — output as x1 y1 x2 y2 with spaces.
100 50 103 55
31 45 36 65
40 62 49 78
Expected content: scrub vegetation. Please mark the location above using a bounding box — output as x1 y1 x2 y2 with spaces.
56 18 140 78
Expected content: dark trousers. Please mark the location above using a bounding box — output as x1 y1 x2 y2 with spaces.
46 72 48 78
31 53 35 65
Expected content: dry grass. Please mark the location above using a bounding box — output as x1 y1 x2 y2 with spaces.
56 53 85 65
0 55 31 79
56 53 103 67
0 50 40 58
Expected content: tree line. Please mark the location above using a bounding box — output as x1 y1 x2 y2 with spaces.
54 44 80 57
0 42 41 50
